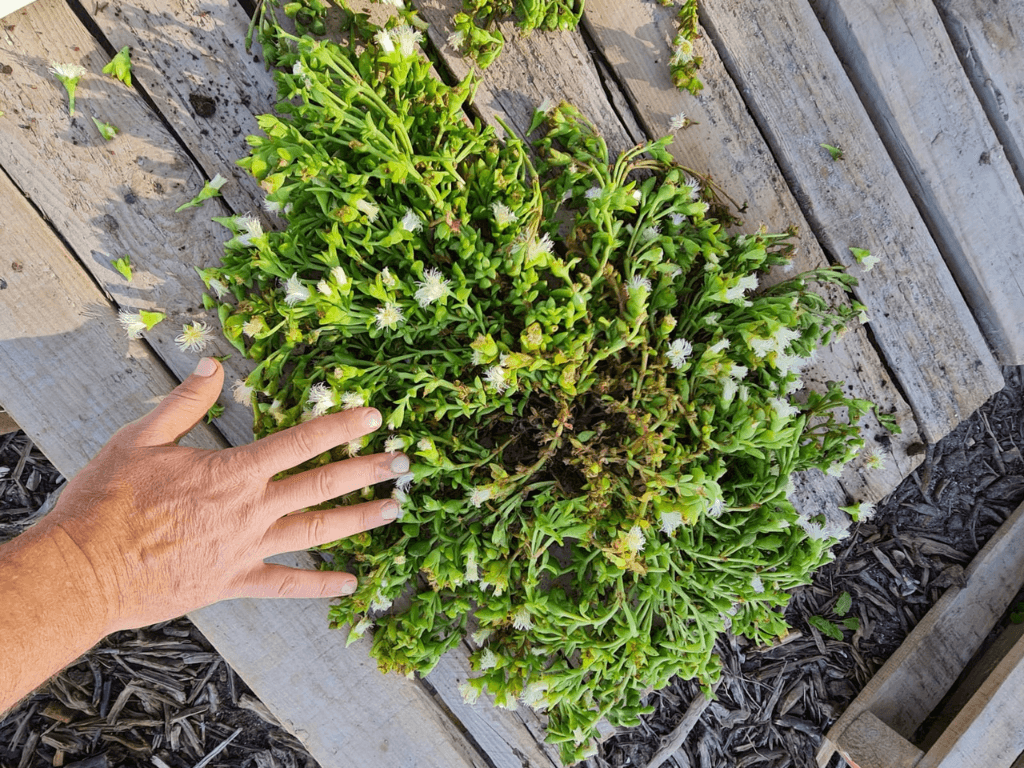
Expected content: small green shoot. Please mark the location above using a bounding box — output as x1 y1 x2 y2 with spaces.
849 246 881 272
205 402 225 423
821 143 844 161
808 591 860 641
103 46 133 87
93 117 119 141
176 174 228 212
139 310 165 330
112 255 132 282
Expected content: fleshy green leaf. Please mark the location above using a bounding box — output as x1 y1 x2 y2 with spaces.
103 46 133 87
139 310 165 330
92 117 119 141
820 143 843 161
111 254 132 282
808 615 844 641
176 174 229 212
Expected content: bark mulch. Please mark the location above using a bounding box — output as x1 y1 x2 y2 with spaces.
3 366 1024 768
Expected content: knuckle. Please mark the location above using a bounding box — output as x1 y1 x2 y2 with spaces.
304 512 328 544
276 571 303 598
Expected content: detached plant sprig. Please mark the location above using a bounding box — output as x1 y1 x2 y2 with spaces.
208 7 897 762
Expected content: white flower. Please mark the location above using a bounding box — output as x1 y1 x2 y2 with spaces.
669 111 687 131
465 551 479 582
284 273 310 306
208 279 229 299
785 377 804 395
751 575 765 594
641 225 660 242
391 24 423 57
400 208 423 233
704 312 721 326
659 510 684 535
536 97 555 115
380 0 405 6
469 486 493 507
670 213 686 227
708 338 731 354
267 399 285 425
624 525 645 552
375 29 395 53
458 681 481 705
175 322 214 353
769 397 800 421
730 364 749 380
370 591 393 612
263 196 281 214
491 202 517 227
341 391 365 410
860 254 881 271
231 379 254 406
478 649 498 670
447 29 467 51
512 606 533 631
380 267 397 288
349 617 373 641
773 326 802 351
721 377 738 403
233 215 264 248
708 498 725 518
863 448 889 471
666 338 693 369
291 61 312 87
632 190 643 203
346 437 363 457
684 175 702 198
471 628 492 645
485 364 508 393
525 234 554 263
585 186 602 200
306 382 336 417
317 279 332 296
331 265 349 286
118 310 147 339
374 302 404 330
522 680 548 709
826 462 844 478
857 501 877 521
355 198 379 222
384 435 405 453
798 515 850 541
395 472 414 494
750 336 775 358
627 275 652 296
723 274 758 303
49 62 87 80
414 268 450 308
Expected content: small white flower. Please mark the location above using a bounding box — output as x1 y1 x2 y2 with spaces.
349 617 373 640
750 336 775 358
175 322 214 353
400 208 423 233
231 215 263 248
684 175 702 199
355 198 379 222
469 486 493 507
341 391 365 410
723 274 758 303
708 338 731 354
659 510 684 535
374 302 405 330
670 213 686 227
417 437 433 452
863 448 889 471
232 379 254 406
512 606 533 631
375 29 395 53
384 435 405 453
380 267 397 288
708 498 725 518
773 326 802 351
522 680 548 709
751 575 765 594
485 364 508 393
317 279 332 296
447 29 467 51
395 472 414 493
208 279 229 299
370 590 393 612
525 234 554 263
730 364 749 380
860 254 881 271
624 525 645 553
284 273 311 306
471 628 492 645
537 97 555 115
491 202 517 227
769 397 800 421
465 552 479 582
479 649 498 670
291 61 312 87
641 225 660 242
118 310 147 339
391 24 423 58
826 462 844 478
331 265 349 286
268 399 285 425
627 275 652 296
585 186 602 200
458 680 481 705
721 377 738 403
857 501 877 521
414 268 450 308
306 382 336 417
668 111 687 131
346 437 364 457
49 62 87 80
666 338 693 369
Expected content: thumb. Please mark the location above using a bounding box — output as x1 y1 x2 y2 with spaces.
132 358 224 446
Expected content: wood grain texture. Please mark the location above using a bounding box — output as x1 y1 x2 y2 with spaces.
837 711 923 768
809 0 1024 364
921 628 1024 767
934 0 1024 193
0 0 254 446
818 499 1024 766
582 0 923 503
694 0 1003 442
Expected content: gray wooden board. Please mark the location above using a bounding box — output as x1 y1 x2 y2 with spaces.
581 0 924 502
0 143 491 768
836 711 924 768
693 0 1003 442
934 0 1024 193
808 0 1024 364
817 499 1024 766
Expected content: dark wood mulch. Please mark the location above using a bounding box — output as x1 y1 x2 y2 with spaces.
4 366 1024 768
0 432 322 768
596 366 1024 768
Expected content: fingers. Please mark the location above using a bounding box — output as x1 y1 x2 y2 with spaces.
237 407 383 477
261 499 399 554
263 451 409 515
129 358 225 446
235 563 359 599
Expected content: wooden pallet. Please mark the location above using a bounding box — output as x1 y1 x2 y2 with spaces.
1 0 1020 763
818 500 1024 768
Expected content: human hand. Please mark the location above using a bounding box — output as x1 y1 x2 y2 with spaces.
43 357 405 633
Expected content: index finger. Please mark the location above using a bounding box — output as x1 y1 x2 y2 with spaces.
235 407 382 477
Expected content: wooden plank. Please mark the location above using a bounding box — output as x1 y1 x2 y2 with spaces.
836 711 924 768
817 499 1024 766
692 0 1004 442
0 0 254 446
934 0 1024 195
808 0 1024 364
582 0 924 502
0 165 489 768
923 628 1024 767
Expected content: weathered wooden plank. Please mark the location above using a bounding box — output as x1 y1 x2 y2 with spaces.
934 0 1024 194
0 165 491 768
582 0 924 502
0 0 254 445
817 499 1024 766
836 711 924 768
694 0 1003 442
809 0 1024 364
922 627 1024 767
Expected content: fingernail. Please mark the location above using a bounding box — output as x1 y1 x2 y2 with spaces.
381 501 400 520
366 409 382 430
390 454 410 474
195 358 217 377
340 579 357 595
